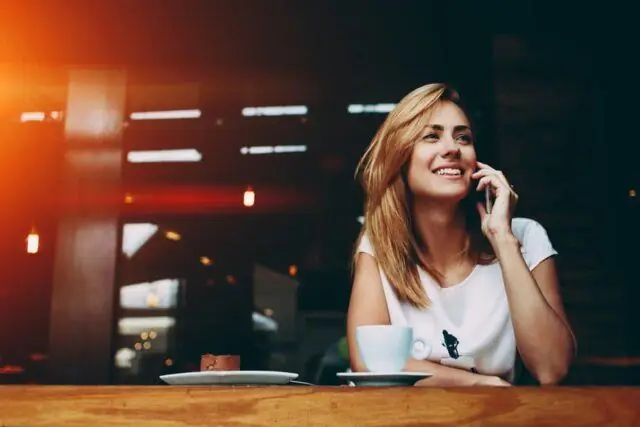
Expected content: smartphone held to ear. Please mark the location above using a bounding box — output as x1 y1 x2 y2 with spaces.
472 166 493 214
472 185 492 214
484 187 492 214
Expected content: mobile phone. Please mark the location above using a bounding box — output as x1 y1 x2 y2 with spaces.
473 182 493 214
484 187 492 214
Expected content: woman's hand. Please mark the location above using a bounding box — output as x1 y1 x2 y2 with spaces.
415 373 512 387
475 375 512 387
472 161 519 242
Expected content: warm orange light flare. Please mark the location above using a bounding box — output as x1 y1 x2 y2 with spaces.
165 231 181 241
243 186 255 207
27 228 40 254
289 264 298 277
200 256 213 266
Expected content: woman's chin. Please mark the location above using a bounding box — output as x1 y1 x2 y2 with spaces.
415 192 469 205
435 189 469 202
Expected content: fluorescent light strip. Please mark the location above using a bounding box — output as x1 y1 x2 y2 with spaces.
127 149 202 163
129 109 202 120
20 111 64 122
122 223 159 258
118 316 176 334
20 112 46 122
240 145 307 155
242 105 308 117
347 103 396 114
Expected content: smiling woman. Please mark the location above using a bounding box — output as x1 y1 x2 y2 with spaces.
347 83 576 386
354 85 493 304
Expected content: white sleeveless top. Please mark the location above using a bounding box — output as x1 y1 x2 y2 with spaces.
357 217 557 382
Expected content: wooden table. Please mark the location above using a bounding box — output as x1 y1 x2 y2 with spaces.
1 386 639 426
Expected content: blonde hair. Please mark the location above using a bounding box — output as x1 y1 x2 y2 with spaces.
354 83 495 308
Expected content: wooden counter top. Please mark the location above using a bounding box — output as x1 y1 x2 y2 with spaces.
1 386 638 426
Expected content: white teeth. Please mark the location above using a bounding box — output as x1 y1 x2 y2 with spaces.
435 168 462 176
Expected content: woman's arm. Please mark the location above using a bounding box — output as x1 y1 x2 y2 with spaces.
473 162 576 385
493 234 576 385
346 253 390 372
405 358 510 387
347 252 510 387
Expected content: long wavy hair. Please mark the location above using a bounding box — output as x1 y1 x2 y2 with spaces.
354 83 495 308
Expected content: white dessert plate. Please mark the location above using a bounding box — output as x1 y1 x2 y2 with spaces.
336 371 431 387
160 370 299 386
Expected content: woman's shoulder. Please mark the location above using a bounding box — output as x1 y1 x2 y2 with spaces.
510 217 558 270
510 217 546 239
356 232 375 256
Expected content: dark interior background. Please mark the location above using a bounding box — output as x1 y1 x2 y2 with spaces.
0 1 637 385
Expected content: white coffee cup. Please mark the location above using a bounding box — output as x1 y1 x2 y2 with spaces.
356 325 413 372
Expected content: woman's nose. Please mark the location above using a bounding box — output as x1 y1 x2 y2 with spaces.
438 137 461 158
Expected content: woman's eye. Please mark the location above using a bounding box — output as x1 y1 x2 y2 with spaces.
423 133 438 141
456 134 473 144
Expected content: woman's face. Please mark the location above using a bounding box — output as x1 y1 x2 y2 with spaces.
406 101 477 202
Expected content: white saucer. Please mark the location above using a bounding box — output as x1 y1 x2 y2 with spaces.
160 370 299 386
336 372 431 387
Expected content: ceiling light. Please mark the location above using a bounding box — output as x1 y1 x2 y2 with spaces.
239 145 307 155
242 105 308 117
127 149 202 163
20 112 46 122
347 103 395 114
243 187 255 207
129 109 201 120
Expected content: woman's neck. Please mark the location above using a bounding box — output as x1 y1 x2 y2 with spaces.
412 198 469 271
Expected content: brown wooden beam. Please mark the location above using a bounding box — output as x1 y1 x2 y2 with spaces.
48 69 126 384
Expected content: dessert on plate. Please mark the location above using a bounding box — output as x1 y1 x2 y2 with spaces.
200 354 240 371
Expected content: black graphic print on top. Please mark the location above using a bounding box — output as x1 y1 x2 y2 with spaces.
441 330 478 373
442 330 460 359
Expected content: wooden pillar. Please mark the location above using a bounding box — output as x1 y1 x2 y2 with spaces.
48 69 126 384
